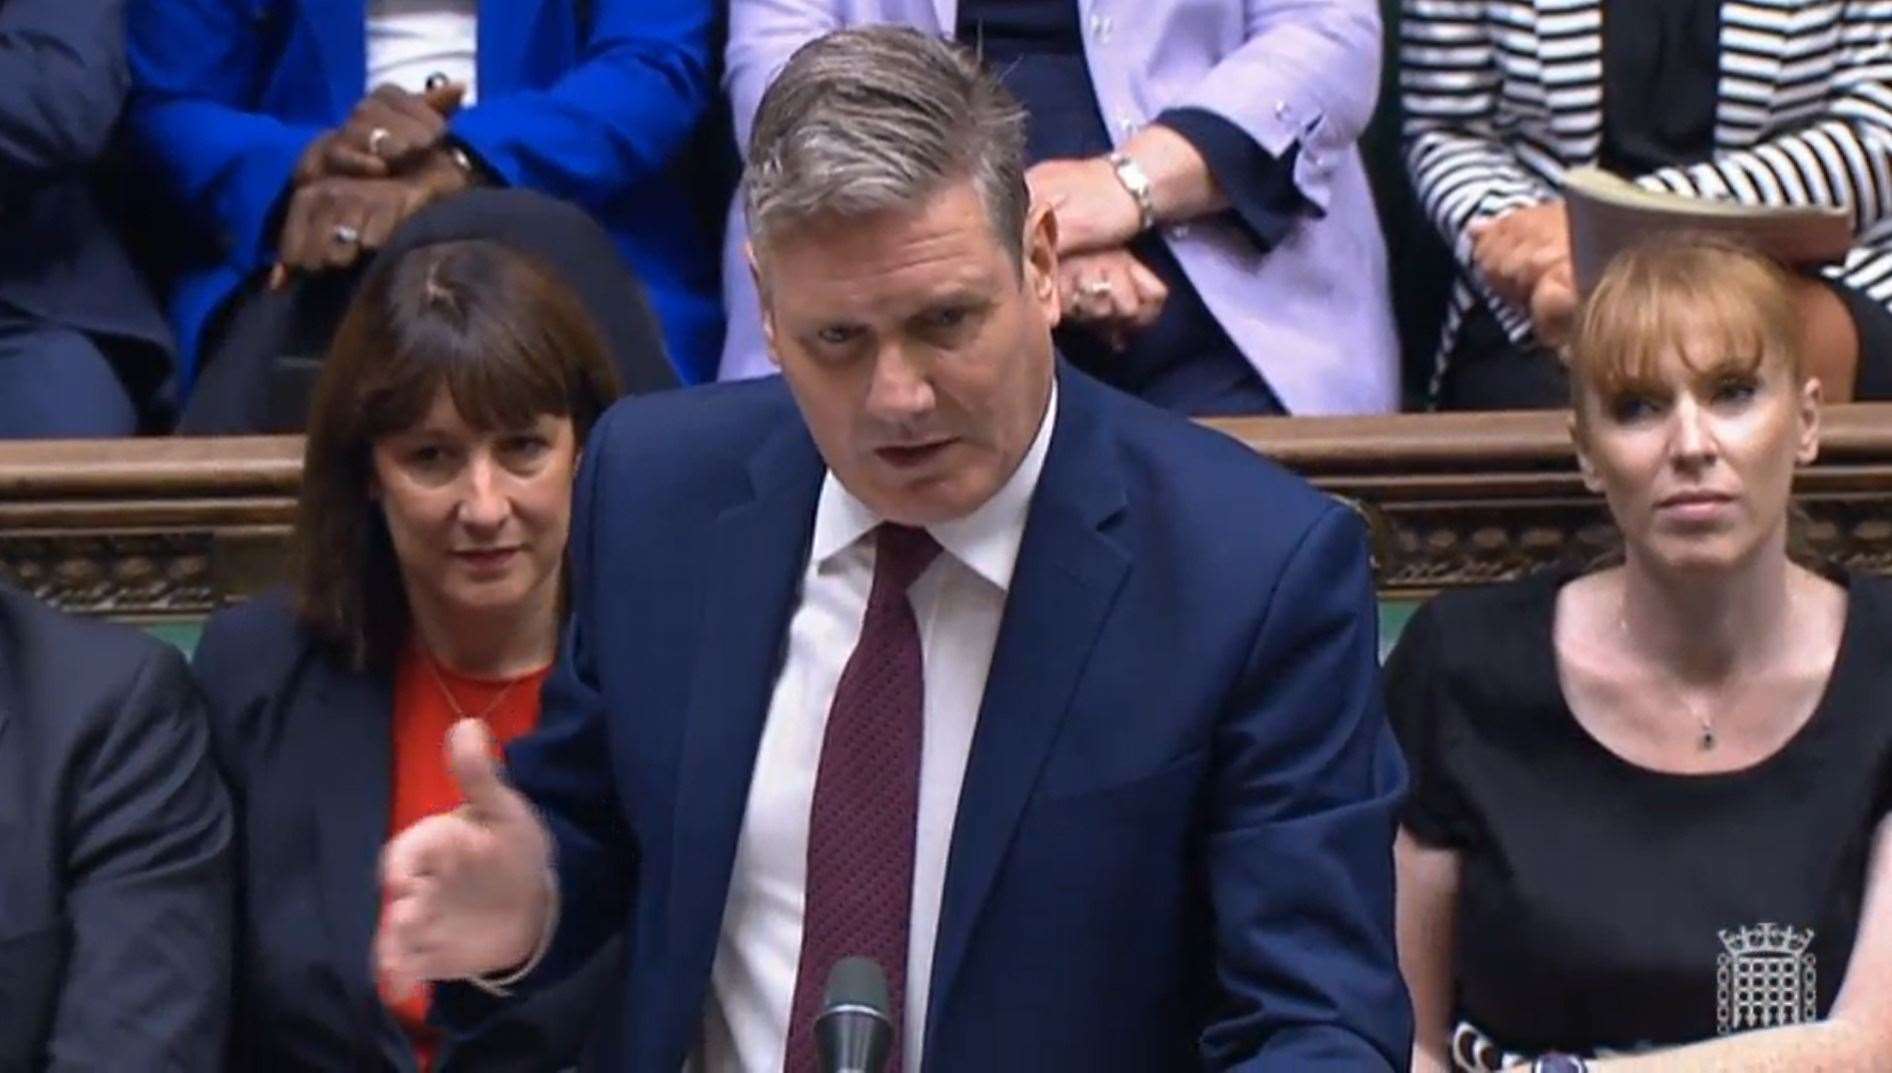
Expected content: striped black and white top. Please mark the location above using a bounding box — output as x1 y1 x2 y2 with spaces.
1401 0 1892 387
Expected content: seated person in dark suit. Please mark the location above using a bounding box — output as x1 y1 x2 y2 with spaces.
1388 237 1892 1072
0 582 232 1068
191 240 626 1071
125 0 719 432
0 0 174 437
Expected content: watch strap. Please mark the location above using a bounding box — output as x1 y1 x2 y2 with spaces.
1106 149 1158 232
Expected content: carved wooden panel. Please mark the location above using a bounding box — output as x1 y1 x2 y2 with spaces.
0 436 299 620
2 407 1889 617
0 532 216 616
1210 406 1892 598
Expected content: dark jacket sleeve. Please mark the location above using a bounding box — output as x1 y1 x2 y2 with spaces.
0 0 127 199
189 600 280 1072
188 596 294 795
48 642 235 1071
1382 597 1477 849
1155 106 1311 251
1202 504 1413 1071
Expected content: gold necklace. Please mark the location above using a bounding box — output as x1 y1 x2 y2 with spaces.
421 650 523 725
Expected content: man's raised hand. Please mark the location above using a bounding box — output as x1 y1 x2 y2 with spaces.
375 718 555 1000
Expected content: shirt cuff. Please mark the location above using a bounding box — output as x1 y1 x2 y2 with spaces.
1154 107 1309 252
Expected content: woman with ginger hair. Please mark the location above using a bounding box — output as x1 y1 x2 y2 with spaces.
1387 235 1892 1072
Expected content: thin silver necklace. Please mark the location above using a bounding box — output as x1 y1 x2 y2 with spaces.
1616 584 1798 752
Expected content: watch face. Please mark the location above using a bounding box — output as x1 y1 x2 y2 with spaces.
1538 1056 1586 1073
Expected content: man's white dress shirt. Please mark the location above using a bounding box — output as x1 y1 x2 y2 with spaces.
691 386 1058 1073
366 0 479 104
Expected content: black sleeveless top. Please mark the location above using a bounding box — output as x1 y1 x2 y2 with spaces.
1386 568 1892 1056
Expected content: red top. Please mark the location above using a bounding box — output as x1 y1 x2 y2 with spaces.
382 643 552 1073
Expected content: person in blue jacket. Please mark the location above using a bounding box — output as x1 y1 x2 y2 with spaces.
126 0 725 431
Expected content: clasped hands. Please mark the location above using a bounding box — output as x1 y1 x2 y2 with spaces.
1468 200 1579 349
271 83 476 286
1027 155 1168 353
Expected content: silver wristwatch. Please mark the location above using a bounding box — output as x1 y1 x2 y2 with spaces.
1106 149 1158 233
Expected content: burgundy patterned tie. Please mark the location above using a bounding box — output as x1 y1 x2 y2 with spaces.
782 523 941 1073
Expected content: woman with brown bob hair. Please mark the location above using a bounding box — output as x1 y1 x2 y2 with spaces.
1386 235 1892 1072
192 239 628 1071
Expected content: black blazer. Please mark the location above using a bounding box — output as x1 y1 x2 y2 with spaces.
0 583 232 1071
193 593 619 1073
0 0 172 373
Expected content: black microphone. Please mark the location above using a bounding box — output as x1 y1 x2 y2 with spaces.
815 956 895 1073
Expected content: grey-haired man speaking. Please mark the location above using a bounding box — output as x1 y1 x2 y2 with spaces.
375 26 1411 1072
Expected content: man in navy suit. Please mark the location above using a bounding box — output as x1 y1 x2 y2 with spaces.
0 582 232 1066
377 27 1410 1071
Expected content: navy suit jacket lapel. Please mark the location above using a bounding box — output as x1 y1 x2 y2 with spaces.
664 420 825 1055
924 371 1131 1054
302 660 411 1070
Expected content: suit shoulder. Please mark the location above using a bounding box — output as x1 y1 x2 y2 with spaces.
588 377 798 467
1846 569 1892 625
0 585 191 731
1095 389 1340 564
0 584 176 682
575 377 808 529
1389 571 1564 703
1106 390 1327 505
195 588 307 670
195 589 303 664
192 590 320 748
1414 571 1562 640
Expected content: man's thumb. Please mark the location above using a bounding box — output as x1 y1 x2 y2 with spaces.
447 718 512 819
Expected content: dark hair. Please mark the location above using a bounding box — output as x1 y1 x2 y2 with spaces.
294 239 624 670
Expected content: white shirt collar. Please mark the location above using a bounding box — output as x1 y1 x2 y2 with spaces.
809 380 1059 593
